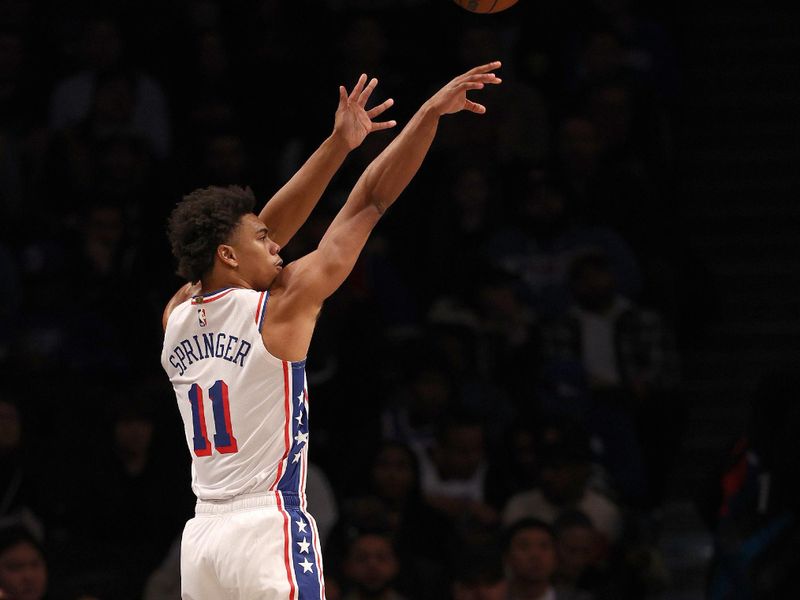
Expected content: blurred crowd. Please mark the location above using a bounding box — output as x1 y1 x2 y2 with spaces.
0 0 728 598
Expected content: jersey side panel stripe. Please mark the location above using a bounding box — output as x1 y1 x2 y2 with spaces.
269 361 292 491
277 492 298 600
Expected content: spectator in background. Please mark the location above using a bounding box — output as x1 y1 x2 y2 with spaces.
416 413 499 544
503 518 592 600
340 530 408 600
0 245 21 360
0 525 47 600
451 545 508 600
326 441 455 600
503 418 622 547
381 362 454 454
49 15 171 159
553 510 612 599
0 395 45 540
542 250 679 506
700 372 800 599
66 395 189 600
487 167 642 320
44 68 162 222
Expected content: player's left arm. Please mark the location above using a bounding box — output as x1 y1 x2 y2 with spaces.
162 281 201 331
258 75 396 248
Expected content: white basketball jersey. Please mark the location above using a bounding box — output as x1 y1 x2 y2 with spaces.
161 287 310 502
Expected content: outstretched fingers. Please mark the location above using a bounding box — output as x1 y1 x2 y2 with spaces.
464 99 486 114
358 77 379 107
370 119 397 131
348 73 368 102
464 60 502 77
366 97 394 118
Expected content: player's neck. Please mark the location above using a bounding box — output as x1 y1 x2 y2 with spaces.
200 273 251 296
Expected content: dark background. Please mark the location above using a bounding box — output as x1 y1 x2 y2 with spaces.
1 0 799 598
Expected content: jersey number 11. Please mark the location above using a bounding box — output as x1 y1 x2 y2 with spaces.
188 380 239 456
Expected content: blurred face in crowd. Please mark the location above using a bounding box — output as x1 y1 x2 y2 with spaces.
205 134 247 184
581 32 624 81
84 18 122 70
0 541 47 600
372 444 416 503
93 75 135 125
453 167 490 230
0 400 21 452
556 524 598 583
0 32 23 80
521 176 567 236
505 527 557 585
540 460 590 505
571 262 617 312
453 578 508 600
409 368 450 422
435 424 485 480
114 415 154 458
85 205 124 247
558 118 601 177
344 534 399 595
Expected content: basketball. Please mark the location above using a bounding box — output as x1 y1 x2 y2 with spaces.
453 0 519 14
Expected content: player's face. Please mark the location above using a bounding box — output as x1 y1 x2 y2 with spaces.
230 214 283 290
0 541 47 600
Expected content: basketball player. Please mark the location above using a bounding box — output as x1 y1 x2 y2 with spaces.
161 61 502 599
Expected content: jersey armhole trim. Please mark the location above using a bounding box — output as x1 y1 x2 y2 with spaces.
255 290 270 333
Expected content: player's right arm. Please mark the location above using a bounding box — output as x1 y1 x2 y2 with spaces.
257 75 395 248
162 281 201 331
283 62 503 305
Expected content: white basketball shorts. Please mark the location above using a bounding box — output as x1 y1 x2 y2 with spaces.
181 492 326 599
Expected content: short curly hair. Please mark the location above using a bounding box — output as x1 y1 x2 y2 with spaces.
167 185 256 281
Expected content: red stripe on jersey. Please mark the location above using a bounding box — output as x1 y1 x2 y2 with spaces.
269 361 292 491
191 288 235 304
277 493 297 600
254 291 266 324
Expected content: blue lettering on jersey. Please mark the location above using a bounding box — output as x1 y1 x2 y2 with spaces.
168 332 253 376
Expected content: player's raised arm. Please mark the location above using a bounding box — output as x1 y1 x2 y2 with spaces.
257 75 396 248
287 61 502 304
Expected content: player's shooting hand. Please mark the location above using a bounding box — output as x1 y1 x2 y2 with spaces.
425 61 502 116
333 74 397 150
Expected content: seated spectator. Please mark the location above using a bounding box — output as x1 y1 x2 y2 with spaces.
503 419 622 547
541 250 680 506
452 545 508 600
503 518 592 600
0 525 47 600
381 363 455 455
65 393 191 600
699 372 800 599
553 510 610 597
486 168 642 320
49 16 171 159
416 413 499 542
0 394 46 540
341 529 408 600
326 441 455 600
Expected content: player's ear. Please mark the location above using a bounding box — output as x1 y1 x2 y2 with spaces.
217 244 238 268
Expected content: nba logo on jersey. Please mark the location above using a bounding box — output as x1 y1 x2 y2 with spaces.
197 308 208 327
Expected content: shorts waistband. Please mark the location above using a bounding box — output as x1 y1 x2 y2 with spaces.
195 491 304 514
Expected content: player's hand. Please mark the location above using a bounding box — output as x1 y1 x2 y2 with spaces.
333 74 396 150
425 61 502 116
